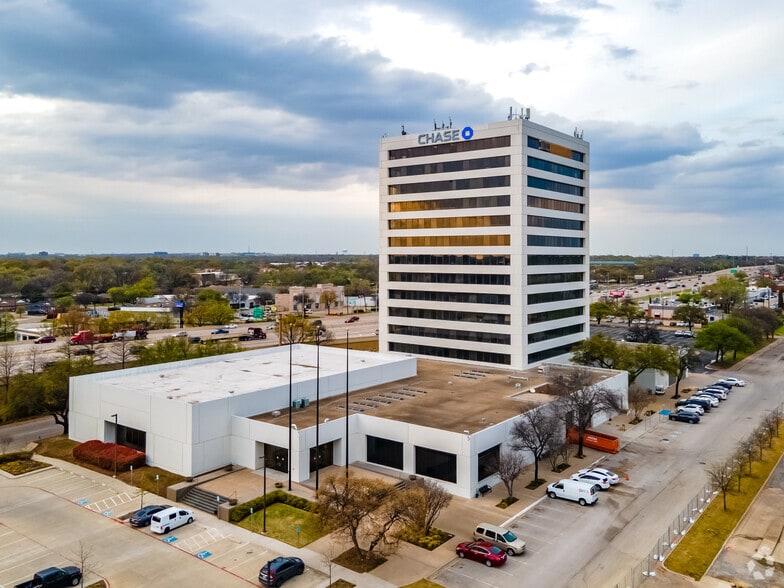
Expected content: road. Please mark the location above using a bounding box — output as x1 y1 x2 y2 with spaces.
0 416 63 452
433 338 784 588
5 312 379 372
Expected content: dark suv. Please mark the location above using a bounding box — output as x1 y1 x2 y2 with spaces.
129 504 169 527
258 557 304 586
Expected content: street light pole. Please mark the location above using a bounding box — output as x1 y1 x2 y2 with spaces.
288 323 293 492
260 454 267 533
345 329 349 480
315 327 322 491
110 413 118 478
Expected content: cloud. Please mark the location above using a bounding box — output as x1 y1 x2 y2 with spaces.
606 44 637 60
520 62 551 75
586 121 712 172
389 0 582 40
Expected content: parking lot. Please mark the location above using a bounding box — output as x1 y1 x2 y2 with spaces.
0 465 327 588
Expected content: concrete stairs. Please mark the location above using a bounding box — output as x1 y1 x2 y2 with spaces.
181 486 231 514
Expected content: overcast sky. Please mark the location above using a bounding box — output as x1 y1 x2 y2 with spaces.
1 0 782 257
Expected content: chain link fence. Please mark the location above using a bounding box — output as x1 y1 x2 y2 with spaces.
612 482 717 588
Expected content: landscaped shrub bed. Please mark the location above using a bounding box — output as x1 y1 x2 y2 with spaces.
0 451 34 465
229 489 312 522
73 440 146 471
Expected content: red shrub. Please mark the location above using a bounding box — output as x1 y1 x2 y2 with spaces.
73 440 146 471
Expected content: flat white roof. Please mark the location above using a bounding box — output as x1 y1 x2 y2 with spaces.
85 345 412 403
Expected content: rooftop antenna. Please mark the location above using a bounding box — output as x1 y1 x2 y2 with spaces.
448 116 452 128
401 124 406 135
524 107 531 120
433 119 437 131
508 106 513 120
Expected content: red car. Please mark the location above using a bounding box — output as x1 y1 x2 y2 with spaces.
455 540 507 567
344 316 359 323
34 335 56 344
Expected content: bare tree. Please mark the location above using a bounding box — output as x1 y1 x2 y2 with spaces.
0 344 19 404
494 450 526 497
26 345 43 374
314 473 405 563
399 477 452 537
731 448 745 493
737 435 757 475
768 406 783 437
753 426 767 461
509 406 559 482
706 458 735 511
0 432 12 455
545 436 569 472
550 368 623 458
72 540 98 588
626 384 652 423
109 338 135 369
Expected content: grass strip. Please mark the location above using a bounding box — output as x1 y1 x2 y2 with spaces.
664 434 783 579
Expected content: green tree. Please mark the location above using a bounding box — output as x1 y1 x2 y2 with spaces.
620 343 679 385
672 346 701 398
615 299 644 326
0 312 18 342
589 302 614 325
571 334 624 369
279 314 317 344
702 275 747 313
320 290 337 315
671 304 706 330
695 321 753 363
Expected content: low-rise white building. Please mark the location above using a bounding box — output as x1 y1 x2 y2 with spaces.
69 346 627 498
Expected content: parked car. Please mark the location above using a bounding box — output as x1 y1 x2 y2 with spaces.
13 566 81 588
711 380 735 390
675 405 703 417
698 388 727 400
473 523 526 555
150 507 194 534
570 471 611 490
73 348 95 356
578 467 620 485
677 398 711 411
455 540 508 567
677 403 705 415
258 556 305 586
692 394 719 407
129 504 170 527
546 479 598 505
34 335 56 344
719 377 746 387
211 328 229 334
345 315 360 323
669 411 700 424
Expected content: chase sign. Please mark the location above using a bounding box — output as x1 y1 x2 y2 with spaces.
417 126 473 145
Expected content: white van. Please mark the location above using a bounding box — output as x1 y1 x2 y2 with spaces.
546 479 598 506
473 522 526 555
150 507 195 534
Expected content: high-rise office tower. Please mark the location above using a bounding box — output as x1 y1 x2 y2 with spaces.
379 113 589 369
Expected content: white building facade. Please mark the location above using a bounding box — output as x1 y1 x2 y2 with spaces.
379 115 590 369
68 346 626 499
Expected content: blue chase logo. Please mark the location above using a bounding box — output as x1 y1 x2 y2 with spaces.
417 126 473 145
